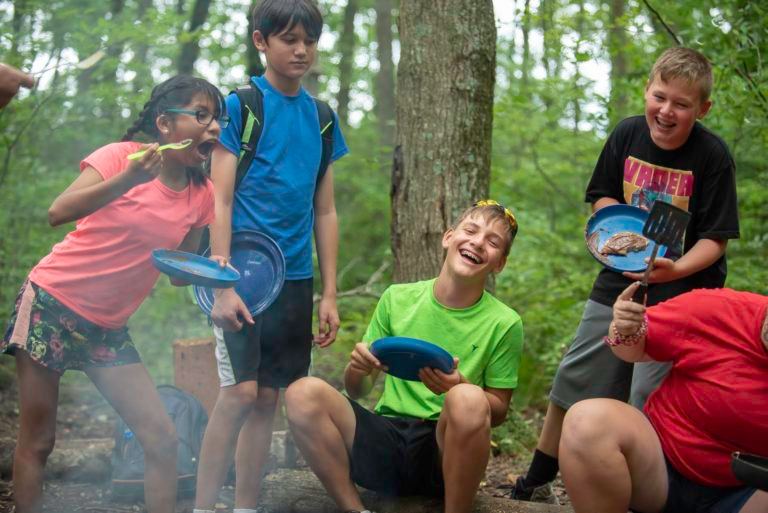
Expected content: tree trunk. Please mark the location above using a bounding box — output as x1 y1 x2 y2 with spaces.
131 0 155 98
392 0 496 283
246 0 266 78
177 0 213 74
10 0 28 67
375 0 396 149
607 0 628 127
336 0 359 126
521 0 531 90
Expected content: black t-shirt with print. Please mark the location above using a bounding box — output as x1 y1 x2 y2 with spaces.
585 116 740 307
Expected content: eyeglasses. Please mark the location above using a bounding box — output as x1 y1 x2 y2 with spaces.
165 108 230 129
474 199 518 231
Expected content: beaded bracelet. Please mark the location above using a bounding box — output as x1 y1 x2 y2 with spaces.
604 316 648 347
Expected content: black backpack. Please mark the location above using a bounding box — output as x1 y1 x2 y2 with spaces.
111 385 208 501
198 83 336 253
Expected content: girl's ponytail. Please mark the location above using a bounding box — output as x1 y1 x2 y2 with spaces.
122 99 156 141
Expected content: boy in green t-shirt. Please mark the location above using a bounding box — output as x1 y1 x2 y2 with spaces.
285 201 524 513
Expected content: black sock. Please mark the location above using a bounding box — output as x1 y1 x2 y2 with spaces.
523 449 559 488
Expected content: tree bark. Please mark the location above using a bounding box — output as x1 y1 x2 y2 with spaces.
9 0 29 67
177 0 213 74
336 0 359 126
246 0 266 78
521 0 532 90
607 0 628 127
392 0 496 283
375 0 396 149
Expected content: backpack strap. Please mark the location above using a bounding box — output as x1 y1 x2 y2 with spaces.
313 97 335 185
232 83 264 191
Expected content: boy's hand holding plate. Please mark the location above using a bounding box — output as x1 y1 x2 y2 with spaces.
370 336 454 382
419 357 462 394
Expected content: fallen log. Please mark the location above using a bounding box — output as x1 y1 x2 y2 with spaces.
258 468 573 513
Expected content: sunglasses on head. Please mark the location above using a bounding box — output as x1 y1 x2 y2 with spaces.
474 199 518 231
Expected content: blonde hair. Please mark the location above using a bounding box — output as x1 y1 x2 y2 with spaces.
453 202 518 256
648 47 713 103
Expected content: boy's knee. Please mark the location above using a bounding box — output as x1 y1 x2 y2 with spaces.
221 380 261 409
285 377 329 422
561 399 617 457
444 384 490 430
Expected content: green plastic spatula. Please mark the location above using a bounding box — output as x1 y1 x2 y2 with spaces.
127 139 193 160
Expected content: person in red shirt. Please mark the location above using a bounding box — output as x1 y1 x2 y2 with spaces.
559 283 768 513
1 75 226 513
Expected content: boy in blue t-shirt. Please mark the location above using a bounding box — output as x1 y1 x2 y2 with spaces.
285 202 524 513
193 1 348 512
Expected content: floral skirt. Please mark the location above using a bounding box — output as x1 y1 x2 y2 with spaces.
2 280 141 373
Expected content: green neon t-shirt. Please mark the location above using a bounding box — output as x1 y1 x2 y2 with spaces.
362 279 524 421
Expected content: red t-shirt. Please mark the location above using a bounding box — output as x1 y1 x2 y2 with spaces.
30 142 215 328
644 288 768 486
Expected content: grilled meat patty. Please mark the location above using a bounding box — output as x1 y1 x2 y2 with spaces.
599 231 649 256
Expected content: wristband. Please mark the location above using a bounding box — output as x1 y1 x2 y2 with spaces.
604 316 648 347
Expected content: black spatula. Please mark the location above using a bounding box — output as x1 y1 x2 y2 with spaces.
632 201 691 304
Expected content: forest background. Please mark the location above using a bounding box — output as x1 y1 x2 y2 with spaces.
0 0 766 454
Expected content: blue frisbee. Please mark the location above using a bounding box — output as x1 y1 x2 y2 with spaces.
370 337 454 382
584 204 667 273
193 231 285 317
151 249 240 288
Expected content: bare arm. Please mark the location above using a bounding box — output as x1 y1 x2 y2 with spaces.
48 145 162 226
484 387 513 427
0 62 35 108
609 282 652 362
208 146 253 330
623 238 727 284
344 343 384 400
592 197 620 213
313 166 340 346
208 146 236 262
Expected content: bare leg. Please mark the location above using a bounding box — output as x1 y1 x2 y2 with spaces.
86 364 178 513
559 399 668 513
284 377 363 511
194 381 259 510
740 491 768 513
233 386 279 508
436 384 491 513
536 402 566 457
13 352 61 513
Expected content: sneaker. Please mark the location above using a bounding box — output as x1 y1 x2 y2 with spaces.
507 475 560 505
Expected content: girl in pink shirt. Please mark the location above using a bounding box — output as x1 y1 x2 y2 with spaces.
1 74 227 513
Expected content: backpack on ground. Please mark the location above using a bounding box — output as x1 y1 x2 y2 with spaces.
111 385 208 501
197 82 336 254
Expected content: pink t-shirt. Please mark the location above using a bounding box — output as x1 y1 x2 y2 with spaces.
30 142 215 328
644 288 768 487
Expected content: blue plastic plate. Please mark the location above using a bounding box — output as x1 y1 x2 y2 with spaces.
370 336 454 382
193 231 285 317
584 204 667 273
151 249 240 288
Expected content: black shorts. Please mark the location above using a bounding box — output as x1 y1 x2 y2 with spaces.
214 278 313 388
658 459 757 513
347 398 444 497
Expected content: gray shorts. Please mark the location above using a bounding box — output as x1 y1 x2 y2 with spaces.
550 300 670 410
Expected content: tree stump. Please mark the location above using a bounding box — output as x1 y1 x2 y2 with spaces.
173 338 220 414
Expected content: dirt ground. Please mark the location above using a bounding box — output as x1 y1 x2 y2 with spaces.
0 375 568 512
